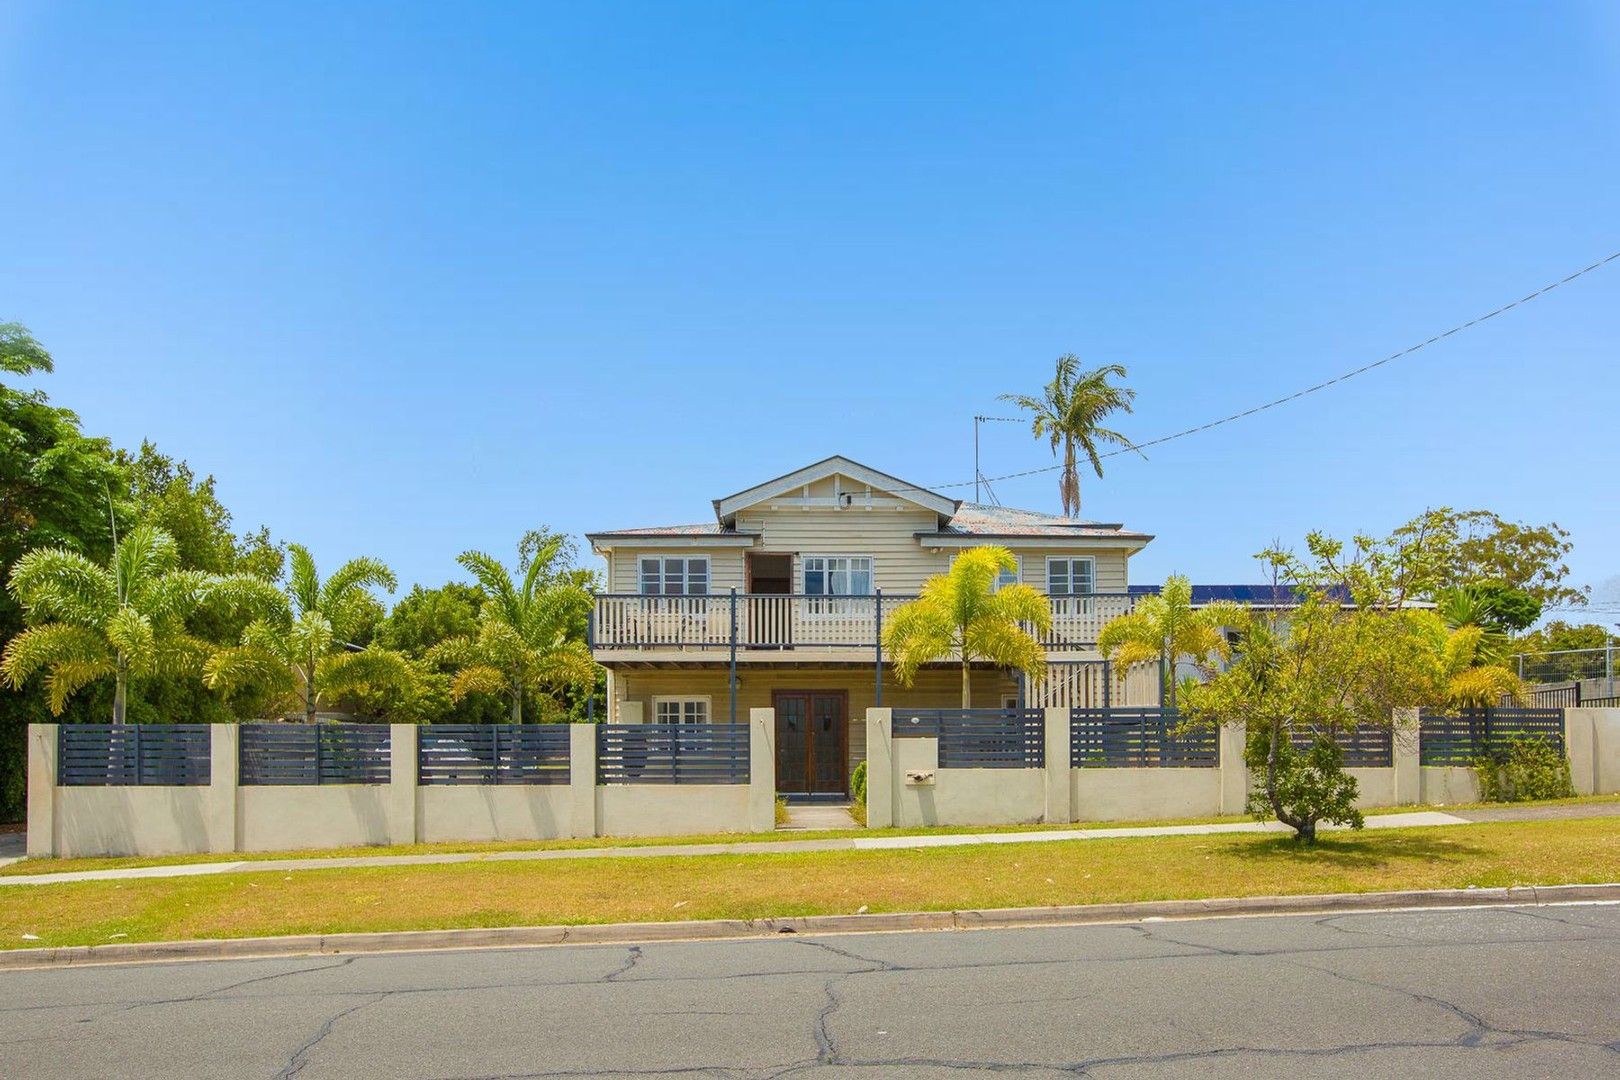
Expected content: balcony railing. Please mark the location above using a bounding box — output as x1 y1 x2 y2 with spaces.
589 592 1136 652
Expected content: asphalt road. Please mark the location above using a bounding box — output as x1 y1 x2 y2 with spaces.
1 904 1617 1078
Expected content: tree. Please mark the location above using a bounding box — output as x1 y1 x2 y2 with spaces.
1097 575 1240 709
1383 508 1584 609
2 523 221 722
204 544 413 722
1000 356 1139 519
376 581 487 656
1182 532 1453 842
882 546 1051 707
120 441 284 581
431 535 599 723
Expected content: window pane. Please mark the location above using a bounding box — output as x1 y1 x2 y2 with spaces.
1075 560 1094 594
1049 560 1070 595
804 568 825 595
829 568 848 595
686 558 709 595
850 568 872 595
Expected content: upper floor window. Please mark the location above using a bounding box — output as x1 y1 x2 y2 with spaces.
803 555 873 596
639 556 709 596
953 552 1020 591
1047 557 1095 596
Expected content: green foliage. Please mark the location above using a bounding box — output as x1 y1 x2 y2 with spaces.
1459 580 1541 633
376 582 486 655
1244 730 1363 841
429 534 601 723
774 796 790 828
1370 508 1583 609
1000 355 1138 518
1098 575 1238 708
1473 736 1575 803
883 547 1051 707
850 760 868 805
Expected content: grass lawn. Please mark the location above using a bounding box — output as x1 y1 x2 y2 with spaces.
1 816 1616 950
6 792 1618 879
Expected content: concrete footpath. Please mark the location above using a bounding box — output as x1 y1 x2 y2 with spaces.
0 809 1476 888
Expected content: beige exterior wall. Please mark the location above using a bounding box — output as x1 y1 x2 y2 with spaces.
52 787 220 858
1071 768 1224 821
237 786 394 852
416 786 573 844
1419 766 1482 805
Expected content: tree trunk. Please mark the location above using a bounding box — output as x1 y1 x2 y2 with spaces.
960 660 972 708
112 657 127 725
1062 438 1080 518
510 682 523 724
1162 644 1173 710
1264 721 1314 842
304 664 317 724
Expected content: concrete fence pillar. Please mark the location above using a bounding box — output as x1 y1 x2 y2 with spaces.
1393 708 1421 805
1217 721 1248 815
748 708 777 831
1590 709 1620 794
865 707 893 828
26 724 56 857
208 724 240 854
1564 709 1597 796
387 724 418 845
1042 707 1071 823
568 724 597 838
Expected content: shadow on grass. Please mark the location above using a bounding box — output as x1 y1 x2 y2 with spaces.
1224 830 1486 870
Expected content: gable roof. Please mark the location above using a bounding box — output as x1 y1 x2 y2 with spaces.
711 455 959 522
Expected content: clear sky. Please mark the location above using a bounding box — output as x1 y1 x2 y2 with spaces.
3 2 1618 610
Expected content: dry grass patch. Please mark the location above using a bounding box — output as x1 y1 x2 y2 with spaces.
1 817 1616 950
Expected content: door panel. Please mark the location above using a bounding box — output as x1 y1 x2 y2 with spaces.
773 690 847 795
775 693 810 794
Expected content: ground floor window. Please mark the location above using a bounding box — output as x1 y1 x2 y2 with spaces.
653 696 710 724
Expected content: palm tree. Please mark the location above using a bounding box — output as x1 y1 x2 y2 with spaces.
883 546 1051 708
1000 355 1139 519
204 544 411 722
1097 575 1239 709
2 523 225 721
431 536 599 723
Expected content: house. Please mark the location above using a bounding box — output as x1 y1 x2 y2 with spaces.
586 456 1160 797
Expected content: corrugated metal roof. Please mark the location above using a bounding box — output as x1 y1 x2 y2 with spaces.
587 523 729 538
929 503 1152 539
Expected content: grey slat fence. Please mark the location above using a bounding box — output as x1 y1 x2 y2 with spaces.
239 724 392 785
892 708 1045 768
58 724 211 786
1070 708 1218 768
418 725 571 785
1289 724 1394 768
1419 707 1565 766
596 723 749 784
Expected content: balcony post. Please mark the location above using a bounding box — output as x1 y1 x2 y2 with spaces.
729 588 738 724
874 588 883 706
1102 659 1112 709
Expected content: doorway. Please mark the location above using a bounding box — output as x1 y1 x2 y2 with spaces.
772 690 848 796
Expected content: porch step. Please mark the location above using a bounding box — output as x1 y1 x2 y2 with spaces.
780 803 858 830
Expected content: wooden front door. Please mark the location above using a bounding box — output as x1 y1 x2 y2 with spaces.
772 690 848 795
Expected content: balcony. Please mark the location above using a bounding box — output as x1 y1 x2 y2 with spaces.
589 592 1136 655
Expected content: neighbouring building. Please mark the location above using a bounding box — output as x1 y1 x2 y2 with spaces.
587 456 1160 796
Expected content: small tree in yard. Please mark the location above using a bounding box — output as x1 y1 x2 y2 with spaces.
884 547 1051 707
1097 575 1240 709
1181 533 1452 842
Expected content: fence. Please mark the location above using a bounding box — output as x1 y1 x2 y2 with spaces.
596 722 751 784
58 725 211 786
891 708 1044 768
238 724 392 785
1289 724 1394 768
1070 707 1219 768
1418 708 1566 766
418 725 571 785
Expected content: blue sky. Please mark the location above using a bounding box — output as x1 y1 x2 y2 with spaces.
3 2 1618 610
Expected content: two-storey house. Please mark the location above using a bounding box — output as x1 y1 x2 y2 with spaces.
587 456 1155 797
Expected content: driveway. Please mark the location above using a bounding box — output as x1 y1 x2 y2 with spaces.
0 903 1616 1078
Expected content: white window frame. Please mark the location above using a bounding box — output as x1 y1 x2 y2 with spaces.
1046 556 1096 613
638 555 710 597
800 555 874 597
652 696 711 724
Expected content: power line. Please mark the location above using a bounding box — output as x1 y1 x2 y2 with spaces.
928 248 1620 496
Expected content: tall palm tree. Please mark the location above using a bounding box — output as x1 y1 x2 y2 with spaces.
2 523 228 721
1001 356 1139 518
204 544 411 722
1097 575 1239 710
431 536 599 723
883 546 1051 707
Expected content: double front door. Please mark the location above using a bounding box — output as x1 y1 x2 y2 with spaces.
773 690 847 795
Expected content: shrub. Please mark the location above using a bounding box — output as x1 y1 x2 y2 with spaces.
1474 736 1575 802
1244 729 1363 841
850 760 868 805
774 796 790 827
